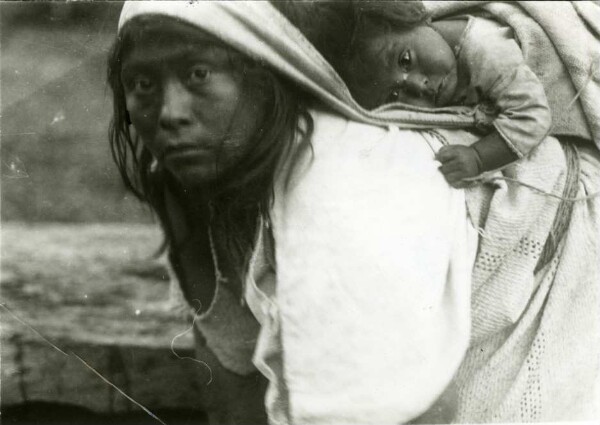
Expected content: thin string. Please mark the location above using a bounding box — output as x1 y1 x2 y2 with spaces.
170 300 213 385
1 303 168 425
72 353 168 425
428 132 597 201
1 303 69 356
427 129 450 146
475 226 507 241
432 129 598 202
534 142 580 272
207 224 229 287
207 202 246 307
566 56 600 110
463 175 600 202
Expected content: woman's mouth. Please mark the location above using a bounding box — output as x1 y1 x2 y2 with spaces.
162 145 212 165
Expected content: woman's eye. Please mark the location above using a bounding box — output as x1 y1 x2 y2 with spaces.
131 76 155 94
189 65 211 84
399 50 411 68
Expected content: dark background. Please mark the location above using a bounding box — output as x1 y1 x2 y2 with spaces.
1 4 207 424
1 1 151 223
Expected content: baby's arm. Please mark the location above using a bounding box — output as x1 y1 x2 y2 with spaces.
436 132 517 188
437 17 551 188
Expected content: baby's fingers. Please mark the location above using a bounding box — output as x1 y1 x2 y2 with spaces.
439 160 464 175
444 170 465 184
444 172 472 189
451 180 473 189
436 146 460 163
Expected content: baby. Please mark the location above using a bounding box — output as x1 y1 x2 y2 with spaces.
274 1 553 188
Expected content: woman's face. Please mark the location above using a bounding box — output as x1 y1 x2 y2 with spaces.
121 19 266 188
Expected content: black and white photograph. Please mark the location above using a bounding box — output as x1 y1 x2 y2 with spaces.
1 1 599 424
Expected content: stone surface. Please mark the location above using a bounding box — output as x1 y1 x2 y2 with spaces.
0 223 207 416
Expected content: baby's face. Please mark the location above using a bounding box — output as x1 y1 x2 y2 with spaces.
345 25 458 109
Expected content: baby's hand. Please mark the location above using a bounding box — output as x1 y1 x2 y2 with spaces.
436 145 483 189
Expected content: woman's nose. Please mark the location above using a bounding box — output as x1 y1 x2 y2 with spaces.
159 78 193 130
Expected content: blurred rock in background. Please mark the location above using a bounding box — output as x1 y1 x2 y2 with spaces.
1 1 151 223
0 5 209 422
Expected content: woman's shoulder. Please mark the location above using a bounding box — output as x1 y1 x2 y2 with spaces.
306 107 446 157
307 107 392 144
301 108 443 181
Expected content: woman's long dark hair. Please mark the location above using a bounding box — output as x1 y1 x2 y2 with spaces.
107 15 314 282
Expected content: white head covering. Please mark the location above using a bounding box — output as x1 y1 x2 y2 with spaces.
118 1 475 129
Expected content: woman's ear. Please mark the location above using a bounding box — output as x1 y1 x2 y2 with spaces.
241 61 272 93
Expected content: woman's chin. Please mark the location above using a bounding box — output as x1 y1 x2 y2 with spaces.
163 152 217 186
169 166 218 188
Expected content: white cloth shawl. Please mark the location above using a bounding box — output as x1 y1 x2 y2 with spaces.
119 2 477 424
267 110 477 424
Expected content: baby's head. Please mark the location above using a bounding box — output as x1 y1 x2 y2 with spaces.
272 0 458 110
343 1 458 109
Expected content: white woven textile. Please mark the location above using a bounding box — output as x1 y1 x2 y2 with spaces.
418 2 600 420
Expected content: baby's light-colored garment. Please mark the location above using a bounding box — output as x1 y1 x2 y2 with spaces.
426 0 600 147
451 16 551 157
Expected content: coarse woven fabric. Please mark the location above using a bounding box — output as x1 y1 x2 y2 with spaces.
415 129 600 422
418 1 600 421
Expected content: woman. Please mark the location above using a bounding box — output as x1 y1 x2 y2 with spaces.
109 1 475 423
108 1 600 424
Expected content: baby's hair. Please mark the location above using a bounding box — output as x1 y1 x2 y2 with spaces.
349 1 431 51
352 0 431 29
270 1 355 73
271 0 431 95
